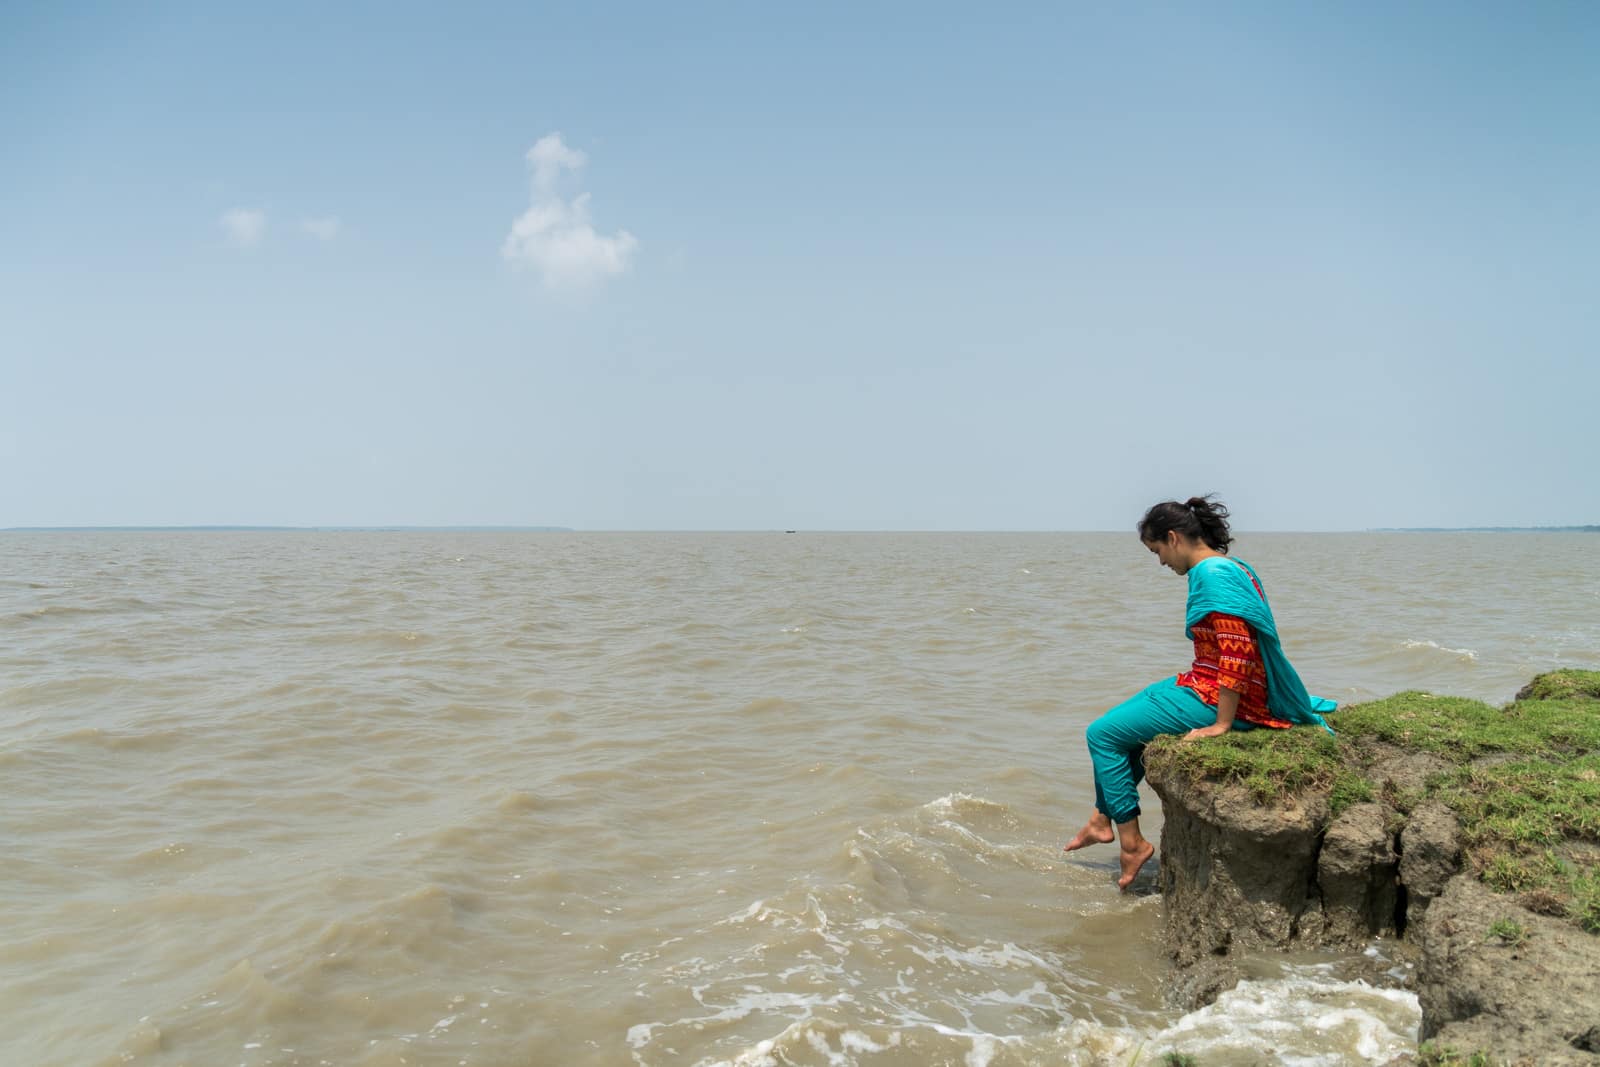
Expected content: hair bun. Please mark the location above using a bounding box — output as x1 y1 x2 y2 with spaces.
1139 495 1232 554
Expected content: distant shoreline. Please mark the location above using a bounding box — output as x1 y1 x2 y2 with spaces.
3 525 1594 535
0 526 577 533
1366 526 1600 533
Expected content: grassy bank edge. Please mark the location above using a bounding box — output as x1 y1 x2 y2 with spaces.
1145 669 1600 933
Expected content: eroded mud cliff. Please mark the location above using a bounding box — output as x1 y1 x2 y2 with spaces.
1144 670 1600 1065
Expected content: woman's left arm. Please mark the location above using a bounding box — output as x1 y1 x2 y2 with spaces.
1187 687 1239 738
1186 612 1255 739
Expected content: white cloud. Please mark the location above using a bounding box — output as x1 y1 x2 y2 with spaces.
300 216 341 241
528 133 587 193
220 208 266 248
502 133 637 289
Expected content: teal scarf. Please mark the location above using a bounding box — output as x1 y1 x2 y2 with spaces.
1185 555 1336 734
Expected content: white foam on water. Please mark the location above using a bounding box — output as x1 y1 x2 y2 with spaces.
964 1032 998 1066
918 792 1017 848
1400 639 1479 662
801 1025 904 1064
909 939 1057 974
628 928 1423 1066
698 1014 1149 1067
806 892 830 930
716 899 769 925
922 792 973 817
628 897 1144 1065
969 980 1054 1009
631 797 1424 1067
1146 974 1420 1066
839 1029 897 1054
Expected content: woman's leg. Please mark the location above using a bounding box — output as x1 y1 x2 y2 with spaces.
1066 678 1218 888
1063 810 1115 852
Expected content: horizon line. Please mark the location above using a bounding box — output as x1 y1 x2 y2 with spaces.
4 524 1597 535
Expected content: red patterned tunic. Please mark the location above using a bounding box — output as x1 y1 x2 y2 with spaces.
1177 611 1290 729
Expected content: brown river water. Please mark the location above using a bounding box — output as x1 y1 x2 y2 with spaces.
3 531 1596 1067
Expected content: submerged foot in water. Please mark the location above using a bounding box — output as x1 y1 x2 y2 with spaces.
1117 839 1155 891
1063 815 1115 853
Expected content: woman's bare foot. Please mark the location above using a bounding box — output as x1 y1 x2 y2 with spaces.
1063 814 1115 853
1117 838 1155 891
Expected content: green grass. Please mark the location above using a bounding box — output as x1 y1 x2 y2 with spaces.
1328 772 1376 817
1485 918 1528 946
1434 755 1600 847
1515 668 1600 702
1417 1042 1492 1067
1145 671 1600 934
1146 722 1344 803
1333 690 1600 760
1572 867 1600 932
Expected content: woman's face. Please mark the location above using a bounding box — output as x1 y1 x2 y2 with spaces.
1145 530 1201 575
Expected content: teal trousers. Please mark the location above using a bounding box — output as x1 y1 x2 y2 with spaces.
1087 677 1220 824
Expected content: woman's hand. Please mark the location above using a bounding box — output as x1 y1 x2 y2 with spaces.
1185 687 1242 740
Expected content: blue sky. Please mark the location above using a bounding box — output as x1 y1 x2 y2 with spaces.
4 2 1597 530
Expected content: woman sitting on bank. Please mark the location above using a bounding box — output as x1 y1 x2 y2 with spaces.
1064 496 1334 890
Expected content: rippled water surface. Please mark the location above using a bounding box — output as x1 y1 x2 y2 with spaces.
3 532 1597 1066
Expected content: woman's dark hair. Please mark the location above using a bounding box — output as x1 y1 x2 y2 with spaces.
1138 495 1232 553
